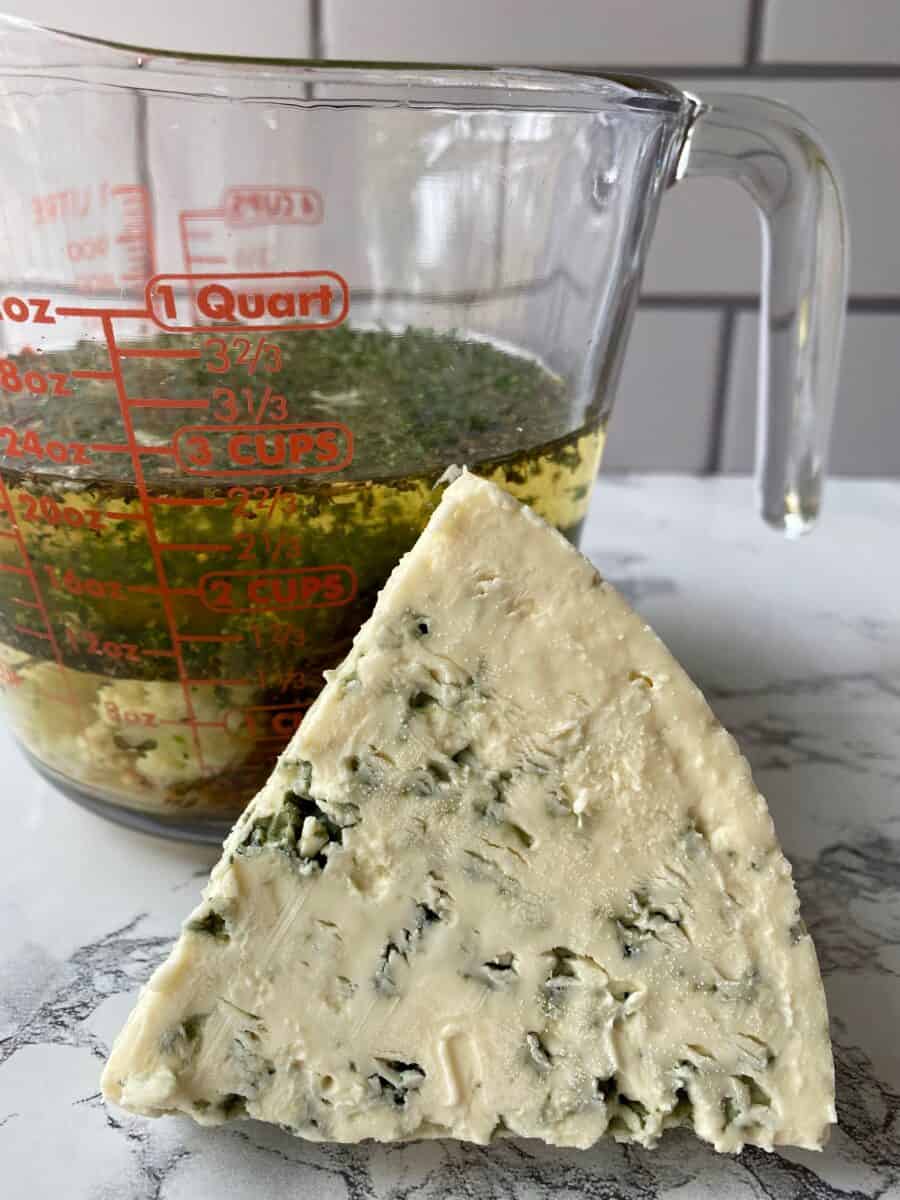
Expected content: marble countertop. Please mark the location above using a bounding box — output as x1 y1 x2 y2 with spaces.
1 475 898 1200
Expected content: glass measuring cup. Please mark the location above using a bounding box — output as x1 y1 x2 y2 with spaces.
0 17 847 840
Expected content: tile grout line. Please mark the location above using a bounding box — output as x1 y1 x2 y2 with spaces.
310 0 323 58
706 304 738 473
639 295 900 314
744 0 767 67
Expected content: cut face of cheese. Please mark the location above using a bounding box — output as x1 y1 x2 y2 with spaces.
102 472 834 1153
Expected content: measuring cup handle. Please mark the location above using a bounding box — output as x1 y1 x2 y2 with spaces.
681 92 848 535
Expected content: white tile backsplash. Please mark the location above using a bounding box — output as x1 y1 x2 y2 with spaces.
603 308 724 471
763 0 900 64
321 0 750 66
646 78 900 299
721 311 900 475
0 0 893 475
0 0 311 57
643 177 760 296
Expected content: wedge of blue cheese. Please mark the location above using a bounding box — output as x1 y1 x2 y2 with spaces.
102 472 834 1153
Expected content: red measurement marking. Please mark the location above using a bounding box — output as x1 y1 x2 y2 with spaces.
56 305 149 319
102 314 204 768
74 274 117 294
180 207 225 223
0 296 56 324
225 700 309 720
102 702 157 728
13 494 113 535
173 422 353 477
210 385 288 424
248 337 279 375
64 625 141 663
141 648 177 658
146 271 350 333
179 209 225 301
158 719 227 730
0 428 91 466
0 563 29 575
128 397 210 410
43 565 124 601
31 187 90 226
235 530 303 564
0 360 73 398
117 346 202 360
199 566 357 614
106 511 147 522
175 633 244 644
111 184 156 284
264 665 306 691
184 677 257 688
224 186 323 227
88 442 174 459
158 542 233 553
66 234 108 265
150 496 226 508
15 625 52 640
204 334 283 375
225 484 299 523
71 369 115 380
0 530 19 540
12 597 41 608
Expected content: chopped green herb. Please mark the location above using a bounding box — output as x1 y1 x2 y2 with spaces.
186 909 229 940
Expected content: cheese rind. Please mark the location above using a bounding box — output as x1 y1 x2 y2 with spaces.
102 472 835 1153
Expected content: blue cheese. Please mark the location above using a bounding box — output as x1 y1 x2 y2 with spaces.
102 472 834 1153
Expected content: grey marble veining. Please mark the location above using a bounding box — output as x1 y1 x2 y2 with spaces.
1 475 898 1199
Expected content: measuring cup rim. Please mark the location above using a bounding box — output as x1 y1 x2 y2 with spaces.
0 12 687 115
